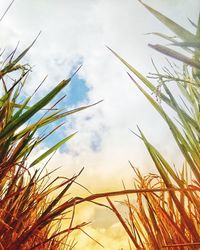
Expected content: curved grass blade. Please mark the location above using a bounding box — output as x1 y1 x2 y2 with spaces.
30 132 77 167
138 0 196 42
107 47 199 133
1 32 41 76
0 78 71 141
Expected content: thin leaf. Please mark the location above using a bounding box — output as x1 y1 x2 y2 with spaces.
149 44 200 70
30 132 77 167
138 0 197 42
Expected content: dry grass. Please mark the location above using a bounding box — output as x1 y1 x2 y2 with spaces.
0 37 100 249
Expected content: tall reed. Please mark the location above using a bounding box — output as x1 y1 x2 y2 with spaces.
108 1 200 249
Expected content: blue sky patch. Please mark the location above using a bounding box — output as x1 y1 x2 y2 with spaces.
35 75 90 151
66 74 89 106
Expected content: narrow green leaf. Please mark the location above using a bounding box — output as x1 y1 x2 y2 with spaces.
30 132 77 167
12 97 31 120
129 75 200 182
1 32 41 76
194 13 200 61
13 100 102 141
171 41 200 49
0 78 71 141
139 0 196 42
137 128 172 187
138 129 200 239
108 47 199 133
107 46 171 104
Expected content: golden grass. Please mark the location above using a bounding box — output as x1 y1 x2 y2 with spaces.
0 38 99 249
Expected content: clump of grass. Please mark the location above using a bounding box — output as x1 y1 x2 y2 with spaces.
0 36 101 249
107 1 200 249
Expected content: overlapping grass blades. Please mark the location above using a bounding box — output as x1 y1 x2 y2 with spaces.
108 1 200 249
0 39 100 249
108 170 200 249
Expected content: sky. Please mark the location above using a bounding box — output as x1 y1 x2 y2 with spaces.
0 0 199 249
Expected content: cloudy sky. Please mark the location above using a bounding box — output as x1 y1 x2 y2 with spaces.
1 0 199 249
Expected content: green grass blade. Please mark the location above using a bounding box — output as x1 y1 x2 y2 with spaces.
30 132 77 167
129 75 200 182
108 47 199 133
171 41 200 49
0 78 71 141
138 0 196 42
1 33 40 75
107 46 171 104
13 101 102 141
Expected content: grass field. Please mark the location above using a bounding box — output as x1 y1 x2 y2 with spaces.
0 1 199 249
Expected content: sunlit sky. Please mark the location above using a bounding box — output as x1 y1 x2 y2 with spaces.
1 0 199 249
